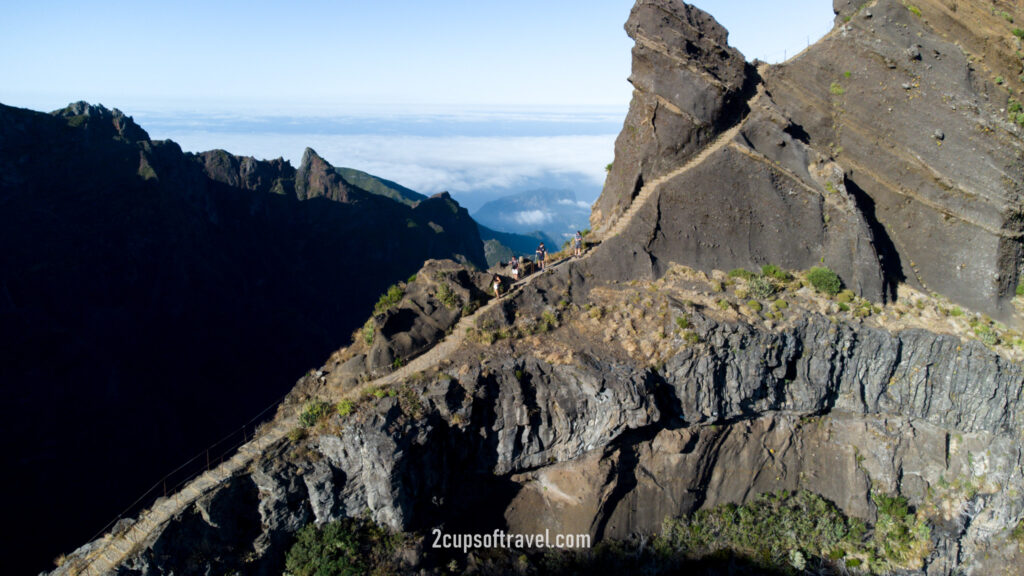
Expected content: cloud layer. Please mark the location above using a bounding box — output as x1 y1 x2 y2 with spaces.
143 112 618 210
155 130 614 200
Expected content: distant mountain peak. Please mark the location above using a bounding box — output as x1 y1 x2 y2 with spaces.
53 101 150 142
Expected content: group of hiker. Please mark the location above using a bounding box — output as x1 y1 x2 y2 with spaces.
491 231 585 298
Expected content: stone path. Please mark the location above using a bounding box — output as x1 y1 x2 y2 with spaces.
343 256 571 392
597 82 765 243
56 417 293 576
58 76 767 576
58 258 570 576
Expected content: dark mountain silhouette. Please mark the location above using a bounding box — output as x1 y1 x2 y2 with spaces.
0 101 486 574
331 165 552 265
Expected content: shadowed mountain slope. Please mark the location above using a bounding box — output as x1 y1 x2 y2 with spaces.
0 101 485 574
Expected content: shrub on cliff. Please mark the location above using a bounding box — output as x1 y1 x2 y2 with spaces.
748 276 777 299
374 283 405 315
299 400 331 428
760 264 792 282
285 518 402 576
656 490 851 568
806 267 842 296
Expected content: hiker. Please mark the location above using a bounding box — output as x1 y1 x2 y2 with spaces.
535 242 547 271
492 274 503 298
573 230 583 257
510 256 520 281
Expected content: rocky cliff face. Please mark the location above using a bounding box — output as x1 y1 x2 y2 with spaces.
592 0 755 230
592 0 1024 320
0 101 486 574
87 261 1024 575
43 2 1024 575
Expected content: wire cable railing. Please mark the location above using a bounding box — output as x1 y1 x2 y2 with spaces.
80 390 290 545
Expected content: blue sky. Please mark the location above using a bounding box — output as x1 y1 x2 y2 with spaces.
1 1 835 115
1 1 835 209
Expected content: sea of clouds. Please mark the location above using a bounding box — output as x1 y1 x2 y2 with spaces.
138 110 621 212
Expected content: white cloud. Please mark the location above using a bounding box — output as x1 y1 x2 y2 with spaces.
146 129 617 200
557 198 592 209
510 210 553 226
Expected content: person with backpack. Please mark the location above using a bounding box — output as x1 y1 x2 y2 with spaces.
510 256 520 281
535 243 547 271
573 231 583 257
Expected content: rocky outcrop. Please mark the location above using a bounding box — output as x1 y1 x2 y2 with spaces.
766 0 1024 318
92 285 1024 574
54 101 151 142
324 259 493 385
592 0 1024 319
591 0 754 230
196 149 294 195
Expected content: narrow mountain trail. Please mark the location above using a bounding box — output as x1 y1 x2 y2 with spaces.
58 258 571 576
57 417 294 576
334 256 572 395
598 82 766 243
60 77 767 576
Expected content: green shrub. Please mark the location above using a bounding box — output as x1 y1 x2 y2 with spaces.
761 264 792 282
436 283 460 309
336 399 355 417
285 518 402 576
1016 283 1024 296
870 492 931 569
360 319 375 346
830 81 845 96
676 315 690 330
657 490 853 568
299 400 331 428
975 324 1000 346
370 386 396 400
907 4 922 17
772 299 788 310
728 268 755 281
656 489 931 573
407 273 417 284
539 310 559 332
807 267 842 295
748 276 777 299
374 284 405 314
746 300 763 312
837 289 856 304
683 330 701 344
717 299 731 311
1014 28 1024 39
950 306 964 317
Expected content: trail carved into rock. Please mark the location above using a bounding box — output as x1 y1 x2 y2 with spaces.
59 77 766 576
598 81 765 243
